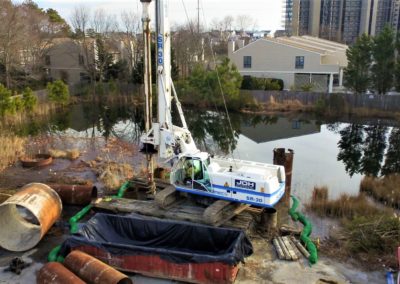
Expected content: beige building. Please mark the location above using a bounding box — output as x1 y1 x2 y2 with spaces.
44 37 135 85
228 36 348 93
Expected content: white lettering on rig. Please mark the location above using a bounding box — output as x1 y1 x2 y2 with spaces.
157 34 163 65
235 179 256 190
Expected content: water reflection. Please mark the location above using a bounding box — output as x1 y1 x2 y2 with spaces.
336 123 400 177
6 101 400 182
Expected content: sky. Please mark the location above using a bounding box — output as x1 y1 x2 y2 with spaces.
24 0 284 31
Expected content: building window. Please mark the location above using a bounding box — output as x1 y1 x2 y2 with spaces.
243 56 252 68
45 55 51 65
295 56 304 69
79 54 85 66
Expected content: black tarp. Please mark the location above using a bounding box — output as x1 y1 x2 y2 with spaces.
60 213 253 265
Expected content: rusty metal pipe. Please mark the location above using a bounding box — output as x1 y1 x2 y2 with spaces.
37 262 85 284
47 184 97 205
0 183 62 252
64 250 132 284
273 148 294 203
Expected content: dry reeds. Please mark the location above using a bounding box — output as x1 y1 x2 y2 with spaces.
360 175 400 209
0 134 26 171
266 96 310 112
48 148 80 160
307 186 381 219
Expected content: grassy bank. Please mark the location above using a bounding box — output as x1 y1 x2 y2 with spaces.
307 186 399 269
360 175 400 209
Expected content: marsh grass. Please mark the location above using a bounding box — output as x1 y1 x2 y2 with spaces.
360 175 400 209
307 186 382 219
308 186 399 269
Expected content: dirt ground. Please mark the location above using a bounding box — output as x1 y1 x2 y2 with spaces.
0 136 390 284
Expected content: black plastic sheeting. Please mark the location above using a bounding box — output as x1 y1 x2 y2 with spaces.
60 213 253 265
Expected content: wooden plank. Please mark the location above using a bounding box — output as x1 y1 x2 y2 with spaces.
92 197 254 230
277 237 291 261
244 207 263 214
281 236 299 261
273 238 285 260
290 236 310 259
233 204 251 215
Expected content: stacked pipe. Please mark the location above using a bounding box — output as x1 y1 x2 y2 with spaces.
38 250 132 284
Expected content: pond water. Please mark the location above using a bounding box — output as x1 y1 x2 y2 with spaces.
11 101 400 203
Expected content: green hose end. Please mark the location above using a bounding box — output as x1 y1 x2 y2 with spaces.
116 181 131 198
56 255 65 263
70 222 79 234
48 245 62 262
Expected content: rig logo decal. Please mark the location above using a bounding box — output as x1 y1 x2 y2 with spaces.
235 179 256 190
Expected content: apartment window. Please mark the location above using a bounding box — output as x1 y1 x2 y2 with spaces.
243 56 252 68
79 54 85 66
295 56 304 69
45 55 51 65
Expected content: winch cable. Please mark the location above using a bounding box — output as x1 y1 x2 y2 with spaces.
198 0 242 164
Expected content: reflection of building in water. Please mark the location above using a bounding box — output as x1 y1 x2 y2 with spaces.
240 117 320 143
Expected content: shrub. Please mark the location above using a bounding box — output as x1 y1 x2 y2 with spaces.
241 76 284 91
300 83 314 92
13 96 24 112
47 80 70 105
265 79 281 91
0 84 13 116
344 215 400 255
22 87 37 111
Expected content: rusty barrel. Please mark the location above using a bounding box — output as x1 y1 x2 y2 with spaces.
0 183 62 252
37 262 85 284
47 184 97 205
64 250 132 284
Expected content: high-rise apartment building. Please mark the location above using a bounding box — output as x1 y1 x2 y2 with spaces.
283 0 400 44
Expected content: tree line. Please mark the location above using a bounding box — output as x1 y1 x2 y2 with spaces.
0 0 69 89
344 25 400 95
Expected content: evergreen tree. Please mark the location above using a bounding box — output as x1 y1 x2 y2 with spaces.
361 125 388 176
337 124 364 177
382 128 400 175
371 25 395 94
343 34 372 94
47 80 70 106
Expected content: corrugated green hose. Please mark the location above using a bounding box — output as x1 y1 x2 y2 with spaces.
289 195 318 265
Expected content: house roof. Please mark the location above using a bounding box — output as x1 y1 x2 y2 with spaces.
267 36 348 54
235 36 348 55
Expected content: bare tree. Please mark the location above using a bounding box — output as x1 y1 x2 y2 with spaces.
92 8 118 35
70 5 90 37
120 11 141 72
221 15 234 32
0 1 25 88
236 14 254 32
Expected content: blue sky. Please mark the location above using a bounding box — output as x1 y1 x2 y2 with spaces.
22 0 283 31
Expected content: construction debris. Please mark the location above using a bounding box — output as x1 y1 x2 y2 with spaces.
3 258 31 275
273 236 303 261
